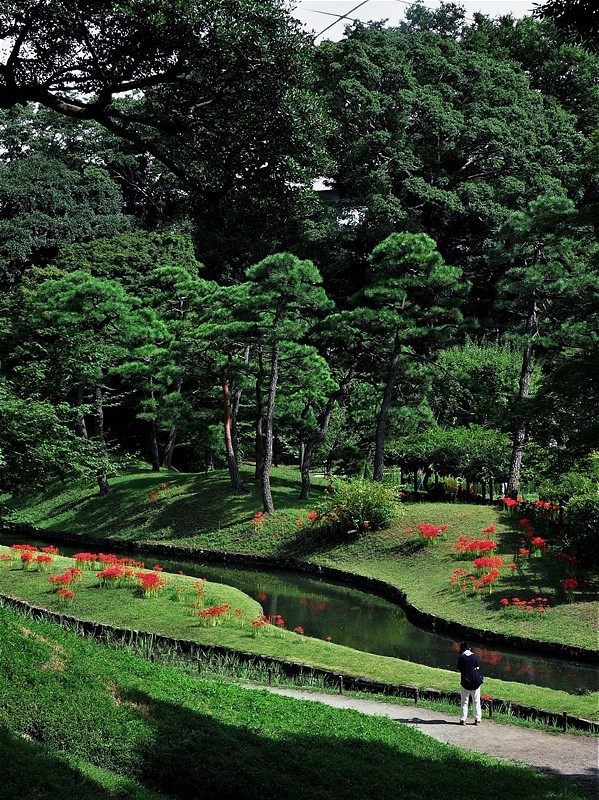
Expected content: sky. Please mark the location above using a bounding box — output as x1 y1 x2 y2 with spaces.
291 1 538 41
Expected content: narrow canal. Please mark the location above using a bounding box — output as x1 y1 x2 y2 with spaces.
1 533 596 693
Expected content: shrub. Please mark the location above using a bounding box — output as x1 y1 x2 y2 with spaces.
307 479 401 537
563 494 599 568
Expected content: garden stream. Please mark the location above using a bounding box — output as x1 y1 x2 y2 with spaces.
1 534 596 694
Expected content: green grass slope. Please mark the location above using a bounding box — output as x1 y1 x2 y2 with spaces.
0 604 590 800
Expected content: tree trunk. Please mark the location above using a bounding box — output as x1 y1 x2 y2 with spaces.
74 383 88 438
261 344 279 514
92 384 109 495
254 349 266 481
230 345 249 466
299 372 352 501
150 419 160 472
162 376 182 470
162 424 177 469
221 354 245 491
299 399 335 500
373 343 401 481
507 295 538 497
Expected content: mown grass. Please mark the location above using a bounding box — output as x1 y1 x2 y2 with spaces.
1 548 597 721
5 465 597 651
0 603 591 800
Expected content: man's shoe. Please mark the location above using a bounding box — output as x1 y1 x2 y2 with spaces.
474 720 481 725
459 720 465 726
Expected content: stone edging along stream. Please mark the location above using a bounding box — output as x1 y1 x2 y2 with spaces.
1 523 598 733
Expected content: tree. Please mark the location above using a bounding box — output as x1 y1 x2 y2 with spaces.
430 339 541 430
236 253 332 513
0 1 324 196
355 233 462 481
25 271 164 493
493 194 598 495
0 379 104 494
312 12 585 309
533 1 599 50
0 107 131 285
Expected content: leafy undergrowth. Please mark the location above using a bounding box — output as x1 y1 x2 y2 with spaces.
0 604 590 800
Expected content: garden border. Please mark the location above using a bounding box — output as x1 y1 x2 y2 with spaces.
0 591 597 734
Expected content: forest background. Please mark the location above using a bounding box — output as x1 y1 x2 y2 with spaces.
0 0 597 524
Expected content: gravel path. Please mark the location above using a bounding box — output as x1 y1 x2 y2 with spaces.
244 685 599 795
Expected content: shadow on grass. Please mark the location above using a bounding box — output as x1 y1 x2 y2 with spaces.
0 727 164 800
104 685 596 800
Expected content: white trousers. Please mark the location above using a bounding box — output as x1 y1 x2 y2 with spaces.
460 686 482 722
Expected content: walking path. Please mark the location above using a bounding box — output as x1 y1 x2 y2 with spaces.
244 685 599 794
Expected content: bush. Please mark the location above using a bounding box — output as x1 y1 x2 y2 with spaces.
564 494 599 568
307 479 401 537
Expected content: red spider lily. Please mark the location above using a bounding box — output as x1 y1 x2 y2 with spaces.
252 511 265 525
135 571 167 597
501 597 551 613
198 603 232 624
153 564 163 572
482 525 496 534
502 497 519 508
56 588 75 601
454 537 497 558
294 626 305 635
20 551 34 566
561 577 578 590
0 553 12 563
417 522 442 539
73 553 99 569
49 572 74 587
34 554 53 570
41 545 60 555
11 544 38 552
325 636 332 641
307 510 319 521
472 555 505 572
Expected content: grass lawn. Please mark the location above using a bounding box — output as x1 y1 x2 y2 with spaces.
0 603 591 800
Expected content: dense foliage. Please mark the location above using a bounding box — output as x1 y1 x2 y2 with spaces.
0 2 597 515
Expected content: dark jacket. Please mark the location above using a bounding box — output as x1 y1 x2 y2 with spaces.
457 650 482 690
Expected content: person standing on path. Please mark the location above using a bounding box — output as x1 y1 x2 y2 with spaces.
457 641 483 726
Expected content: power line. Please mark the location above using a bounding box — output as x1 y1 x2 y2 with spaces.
295 0 480 36
313 0 372 38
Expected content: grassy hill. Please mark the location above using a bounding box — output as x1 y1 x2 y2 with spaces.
0 603 590 800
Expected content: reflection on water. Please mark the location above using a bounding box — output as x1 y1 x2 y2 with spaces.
1 534 596 693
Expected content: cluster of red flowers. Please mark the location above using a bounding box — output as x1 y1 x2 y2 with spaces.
135 571 167 597
502 497 520 509
500 596 551 613
454 536 497 559
198 603 232 624
294 626 305 635
49 567 82 598
252 511 265 527
472 555 506 572
561 577 578 595
416 522 448 540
